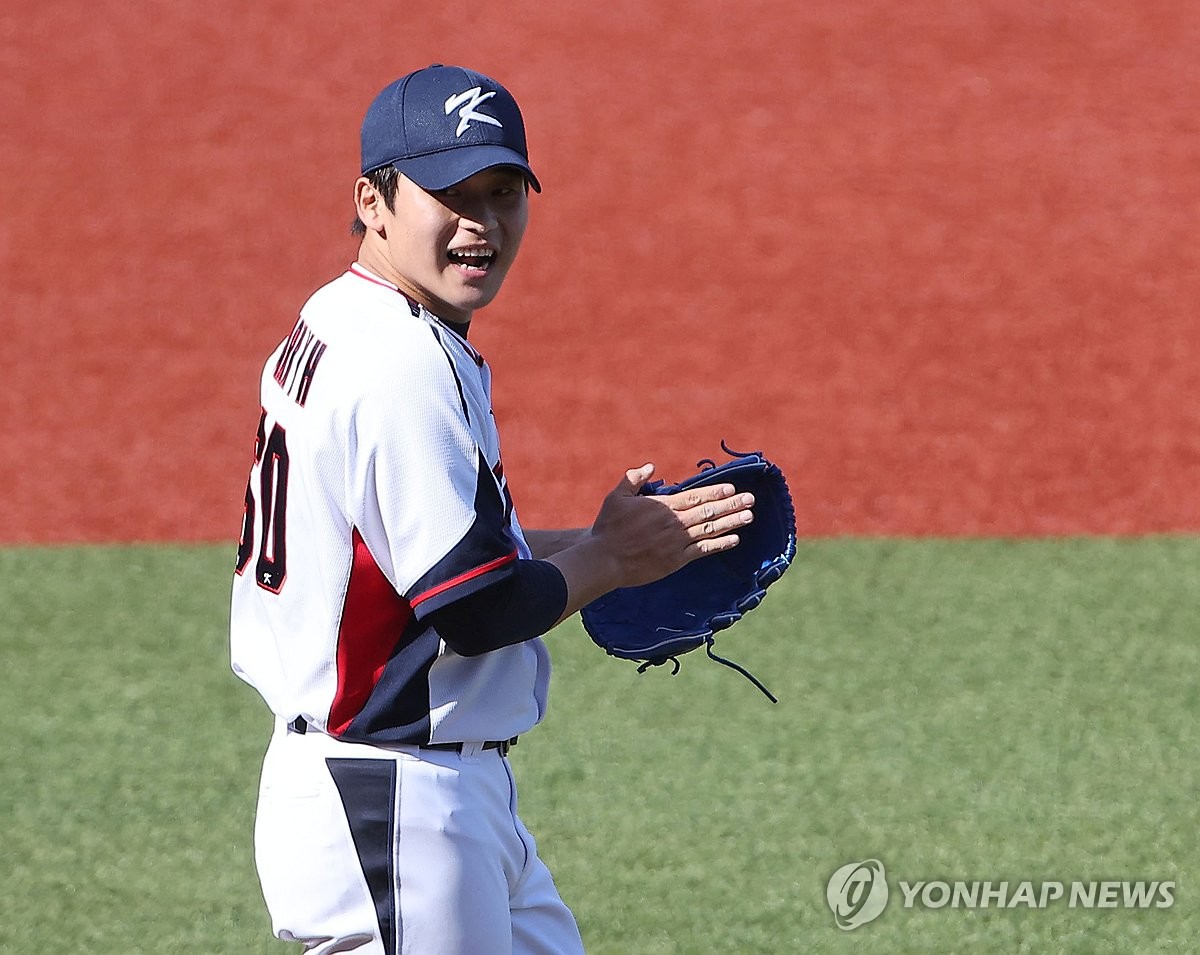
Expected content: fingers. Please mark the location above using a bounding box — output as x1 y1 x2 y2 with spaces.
685 505 753 543
685 531 743 560
589 466 756 590
663 485 756 558
620 463 655 494
666 481 747 512
672 489 755 529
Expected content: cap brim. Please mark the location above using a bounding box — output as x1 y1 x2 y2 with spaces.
393 145 542 193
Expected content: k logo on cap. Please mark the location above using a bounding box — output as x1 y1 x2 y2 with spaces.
359 64 541 193
445 88 503 137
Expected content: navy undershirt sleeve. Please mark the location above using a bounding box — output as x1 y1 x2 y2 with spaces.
424 558 569 657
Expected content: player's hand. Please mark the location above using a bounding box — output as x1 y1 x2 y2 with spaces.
544 464 755 624
589 464 755 589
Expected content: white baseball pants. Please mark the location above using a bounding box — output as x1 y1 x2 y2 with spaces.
252 719 585 954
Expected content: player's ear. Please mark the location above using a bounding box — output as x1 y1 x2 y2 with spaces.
354 177 387 236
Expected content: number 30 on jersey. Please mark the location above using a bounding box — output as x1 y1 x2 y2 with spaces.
236 409 289 593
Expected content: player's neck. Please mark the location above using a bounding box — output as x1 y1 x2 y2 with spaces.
353 249 475 335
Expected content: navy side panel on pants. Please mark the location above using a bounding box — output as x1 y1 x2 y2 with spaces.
326 758 399 955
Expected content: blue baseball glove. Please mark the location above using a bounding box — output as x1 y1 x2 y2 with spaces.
580 446 796 702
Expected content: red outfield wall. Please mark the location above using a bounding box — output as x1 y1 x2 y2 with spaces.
3 1 1199 543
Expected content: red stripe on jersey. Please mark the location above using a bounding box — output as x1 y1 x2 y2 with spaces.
409 549 518 610
348 262 399 291
327 529 414 737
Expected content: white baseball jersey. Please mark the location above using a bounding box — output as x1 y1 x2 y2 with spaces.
231 262 551 745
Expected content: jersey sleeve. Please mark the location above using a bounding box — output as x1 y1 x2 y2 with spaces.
341 326 517 618
423 558 568 657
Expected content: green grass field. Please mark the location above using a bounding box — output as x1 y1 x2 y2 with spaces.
2 538 1197 953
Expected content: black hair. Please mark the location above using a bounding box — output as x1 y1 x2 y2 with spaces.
350 164 400 237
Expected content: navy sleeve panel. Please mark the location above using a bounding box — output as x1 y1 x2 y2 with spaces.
424 559 569 657
406 449 518 618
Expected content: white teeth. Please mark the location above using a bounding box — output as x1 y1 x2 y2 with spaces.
449 248 494 259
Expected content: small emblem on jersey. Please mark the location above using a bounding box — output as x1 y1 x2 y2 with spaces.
273 319 328 407
444 87 502 137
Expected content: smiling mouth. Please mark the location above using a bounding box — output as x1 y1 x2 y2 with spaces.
447 248 496 273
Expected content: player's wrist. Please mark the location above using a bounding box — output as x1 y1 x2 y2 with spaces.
545 535 626 619
524 527 590 560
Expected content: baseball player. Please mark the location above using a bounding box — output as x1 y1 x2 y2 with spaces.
230 64 755 955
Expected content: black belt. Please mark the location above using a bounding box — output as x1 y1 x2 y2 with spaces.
288 717 516 757
423 738 517 756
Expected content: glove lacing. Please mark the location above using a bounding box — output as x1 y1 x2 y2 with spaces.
636 639 778 703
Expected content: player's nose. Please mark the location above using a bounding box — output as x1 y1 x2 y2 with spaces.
458 199 502 234
461 213 498 236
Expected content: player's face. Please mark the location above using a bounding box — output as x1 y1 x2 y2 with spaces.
373 167 530 325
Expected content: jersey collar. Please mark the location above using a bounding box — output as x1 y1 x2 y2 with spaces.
349 262 421 317
347 263 484 366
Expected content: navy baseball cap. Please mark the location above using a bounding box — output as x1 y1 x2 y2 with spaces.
360 64 541 193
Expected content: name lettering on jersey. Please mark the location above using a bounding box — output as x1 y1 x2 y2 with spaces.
444 87 502 137
272 319 328 407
